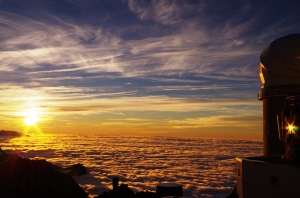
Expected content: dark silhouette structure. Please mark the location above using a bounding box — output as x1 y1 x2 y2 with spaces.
156 183 183 198
113 177 119 191
95 177 156 198
95 177 134 198
258 34 300 155
235 34 300 198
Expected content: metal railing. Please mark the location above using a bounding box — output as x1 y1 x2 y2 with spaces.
258 89 300 100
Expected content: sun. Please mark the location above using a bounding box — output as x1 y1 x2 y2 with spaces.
24 109 39 126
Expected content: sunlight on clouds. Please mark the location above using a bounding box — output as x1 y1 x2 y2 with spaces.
1 0 293 139
168 115 261 129
53 97 260 114
0 79 261 137
0 83 259 113
1 135 263 197
26 48 52 57
0 86 50 129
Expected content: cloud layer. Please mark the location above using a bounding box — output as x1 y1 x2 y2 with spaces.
2 135 263 197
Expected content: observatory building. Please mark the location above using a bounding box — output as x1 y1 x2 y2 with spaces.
258 34 300 155
236 34 300 198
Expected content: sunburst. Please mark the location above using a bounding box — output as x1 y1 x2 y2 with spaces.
23 108 39 126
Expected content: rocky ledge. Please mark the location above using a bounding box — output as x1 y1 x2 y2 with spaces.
0 150 88 198
0 130 24 137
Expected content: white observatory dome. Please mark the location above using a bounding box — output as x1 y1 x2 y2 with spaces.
259 34 300 87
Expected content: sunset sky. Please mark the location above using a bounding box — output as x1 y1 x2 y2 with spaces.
1 0 299 139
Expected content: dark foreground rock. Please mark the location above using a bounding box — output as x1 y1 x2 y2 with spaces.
0 130 23 136
66 163 87 176
0 153 88 198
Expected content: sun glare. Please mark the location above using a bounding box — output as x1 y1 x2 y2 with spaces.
287 124 295 134
24 109 39 126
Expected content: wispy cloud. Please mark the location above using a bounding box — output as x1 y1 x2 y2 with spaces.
0 0 298 137
0 3 261 79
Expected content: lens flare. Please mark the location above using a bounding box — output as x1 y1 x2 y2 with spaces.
287 125 297 134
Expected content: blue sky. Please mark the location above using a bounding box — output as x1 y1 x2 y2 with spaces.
0 0 299 139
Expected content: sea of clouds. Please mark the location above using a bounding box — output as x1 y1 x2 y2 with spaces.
1 135 262 197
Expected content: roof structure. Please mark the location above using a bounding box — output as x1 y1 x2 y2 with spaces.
260 34 300 87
